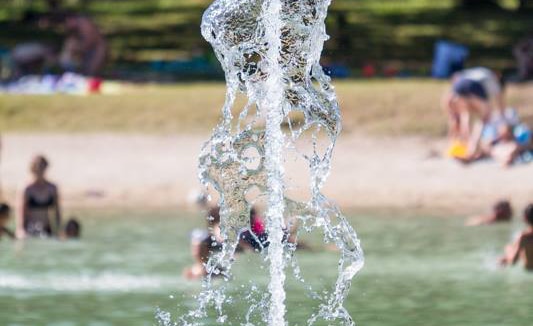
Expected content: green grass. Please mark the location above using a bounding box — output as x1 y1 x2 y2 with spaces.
1 80 532 136
1 209 532 325
0 0 530 71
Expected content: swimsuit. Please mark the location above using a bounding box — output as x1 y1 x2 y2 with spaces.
458 67 501 99
28 193 55 209
24 192 56 236
453 78 488 100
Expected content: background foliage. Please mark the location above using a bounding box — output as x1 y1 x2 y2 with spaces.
0 0 531 74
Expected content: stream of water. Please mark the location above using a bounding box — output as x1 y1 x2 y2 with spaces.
166 1 365 325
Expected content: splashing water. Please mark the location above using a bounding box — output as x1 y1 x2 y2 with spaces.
163 0 364 325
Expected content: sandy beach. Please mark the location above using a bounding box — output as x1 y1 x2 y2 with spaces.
1 133 531 212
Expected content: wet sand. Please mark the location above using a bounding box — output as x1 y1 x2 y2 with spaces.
1 133 531 212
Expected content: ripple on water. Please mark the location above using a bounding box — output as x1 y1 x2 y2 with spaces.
0 273 178 293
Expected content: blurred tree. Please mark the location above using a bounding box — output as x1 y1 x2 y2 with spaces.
336 12 352 53
519 0 532 10
78 0 91 10
457 0 501 9
46 0 61 10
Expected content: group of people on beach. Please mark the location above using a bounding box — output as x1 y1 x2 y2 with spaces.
0 155 80 241
443 67 532 166
7 5 107 78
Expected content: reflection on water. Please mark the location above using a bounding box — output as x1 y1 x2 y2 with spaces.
0 272 175 292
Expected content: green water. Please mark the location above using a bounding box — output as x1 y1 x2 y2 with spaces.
1 209 532 326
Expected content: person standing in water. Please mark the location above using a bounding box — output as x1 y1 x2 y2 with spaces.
16 155 62 238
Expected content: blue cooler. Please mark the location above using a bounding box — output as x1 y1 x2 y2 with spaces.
432 41 469 79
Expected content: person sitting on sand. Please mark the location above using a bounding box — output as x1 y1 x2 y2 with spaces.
10 42 57 77
500 204 533 271
183 206 223 280
0 203 15 240
466 200 513 226
489 124 521 167
16 155 61 238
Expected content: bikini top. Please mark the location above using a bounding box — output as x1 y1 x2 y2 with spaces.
27 193 55 209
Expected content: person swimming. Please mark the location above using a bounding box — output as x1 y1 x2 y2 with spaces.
63 218 81 239
0 203 15 240
466 200 513 226
16 155 62 238
500 204 533 271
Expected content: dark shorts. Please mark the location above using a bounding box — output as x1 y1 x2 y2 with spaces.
453 78 488 100
240 230 270 251
240 229 292 251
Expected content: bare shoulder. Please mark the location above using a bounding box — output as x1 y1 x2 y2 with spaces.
24 182 38 193
46 181 58 191
23 184 32 193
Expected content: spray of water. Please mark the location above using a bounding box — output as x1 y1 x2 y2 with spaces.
161 1 364 325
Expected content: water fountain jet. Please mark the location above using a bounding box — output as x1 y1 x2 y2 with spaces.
163 1 365 325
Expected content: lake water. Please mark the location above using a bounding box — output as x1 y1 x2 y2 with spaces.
1 209 532 326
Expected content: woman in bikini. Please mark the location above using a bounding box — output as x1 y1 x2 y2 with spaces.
16 155 61 238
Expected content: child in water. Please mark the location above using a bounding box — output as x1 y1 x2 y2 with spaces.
183 207 223 280
466 200 513 226
62 218 81 239
239 207 269 251
239 207 311 251
0 203 15 240
500 204 533 271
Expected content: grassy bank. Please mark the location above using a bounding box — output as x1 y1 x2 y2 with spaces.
1 80 532 136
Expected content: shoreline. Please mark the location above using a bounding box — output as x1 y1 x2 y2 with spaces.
1 133 531 213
